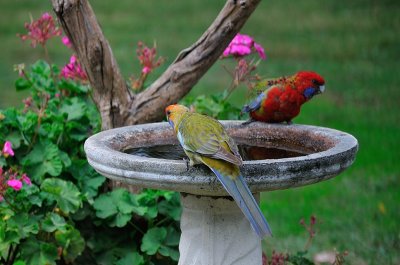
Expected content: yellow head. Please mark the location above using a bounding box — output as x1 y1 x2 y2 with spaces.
165 104 190 131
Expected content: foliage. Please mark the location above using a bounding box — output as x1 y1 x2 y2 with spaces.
0 13 180 265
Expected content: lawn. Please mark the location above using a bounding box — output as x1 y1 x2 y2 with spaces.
0 0 399 264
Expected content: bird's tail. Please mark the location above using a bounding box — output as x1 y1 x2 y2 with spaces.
205 163 272 238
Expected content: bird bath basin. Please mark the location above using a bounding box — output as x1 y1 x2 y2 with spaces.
84 121 358 265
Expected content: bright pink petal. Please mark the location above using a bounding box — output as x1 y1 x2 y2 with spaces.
21 174 32 185
7 179 23 191
254 42 266 60
62 36 72 48
142 66 151 74
2 141 14 157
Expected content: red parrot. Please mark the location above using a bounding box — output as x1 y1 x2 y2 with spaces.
242 71 325 123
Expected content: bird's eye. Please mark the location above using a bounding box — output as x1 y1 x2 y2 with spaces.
166 110 171 116
312 79 319 85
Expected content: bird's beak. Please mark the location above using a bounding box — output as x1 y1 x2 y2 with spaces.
168 119 174 128
319 85 325 93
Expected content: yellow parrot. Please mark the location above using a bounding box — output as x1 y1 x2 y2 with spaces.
165 104 272 238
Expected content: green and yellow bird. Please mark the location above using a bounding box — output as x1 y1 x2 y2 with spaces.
165 104 272 238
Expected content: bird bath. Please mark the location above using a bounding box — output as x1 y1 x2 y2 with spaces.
84 121 358 265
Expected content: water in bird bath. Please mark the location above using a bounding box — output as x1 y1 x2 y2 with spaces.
124 140 311 161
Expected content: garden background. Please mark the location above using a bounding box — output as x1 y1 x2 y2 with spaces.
0 0 399 264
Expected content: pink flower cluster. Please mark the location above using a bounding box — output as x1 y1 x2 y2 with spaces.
18 12 62 48
0 167 31 202
61 55 88 81
223 33 266 60
136 41 164 75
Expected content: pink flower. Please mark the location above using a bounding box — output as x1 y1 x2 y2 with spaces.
136 41 164 75
22 96 33 109
223 33 266 59
254 43 266 60
61 55 88 81
21 174 31 186
18 12 62 48
62 36 72 48
0 195 3 202
2 141 14 157
142 66 151 74
7 179 22 191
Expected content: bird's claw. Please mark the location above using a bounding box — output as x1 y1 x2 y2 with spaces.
183 158 190 171
241 119 254 126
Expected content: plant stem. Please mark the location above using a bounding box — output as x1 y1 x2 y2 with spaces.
129 220 145 235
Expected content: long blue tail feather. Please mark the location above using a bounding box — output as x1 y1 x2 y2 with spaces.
209 167 273 238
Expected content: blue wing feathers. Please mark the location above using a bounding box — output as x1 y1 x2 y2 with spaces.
242 92 265 113
209 168 272 238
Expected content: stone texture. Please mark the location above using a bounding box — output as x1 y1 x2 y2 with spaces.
84 121 359 196
178 194 262 265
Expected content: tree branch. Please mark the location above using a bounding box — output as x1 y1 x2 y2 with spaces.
51 0 261 128
52 0 133 130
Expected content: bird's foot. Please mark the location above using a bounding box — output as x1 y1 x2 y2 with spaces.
286 120 293 125
241 119 255 126
183 158 191 171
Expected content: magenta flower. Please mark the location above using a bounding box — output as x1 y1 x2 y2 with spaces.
7 179 22 191
253 43 266 60
18 12 62 48
2 141 14 157
61 55 88 81
222 33 266 60
136 41 164 75
62 36 72 48
21 174 32 186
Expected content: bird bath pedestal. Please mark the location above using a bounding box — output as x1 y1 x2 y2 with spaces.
84 121 358 265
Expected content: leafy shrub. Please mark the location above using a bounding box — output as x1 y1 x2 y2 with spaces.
0 13 180 265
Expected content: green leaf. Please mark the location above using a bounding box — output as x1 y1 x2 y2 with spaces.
58 79 90 94
12 260 26 265
7 213 39 239
0 156 6 168
288 251 314 265
21 238 58 265
69 159 106 201
42 213 67 233
165 226 180 247
6 131 23 149
21 140 63 182
58 150 71 168
116 252 145 265
41 178 82 214
140 227 167 255
55 225 85 263
94 189 147 227
15 77 32 91
158 192 181 221
159 245 180 261
59 97 87 121
82 176 105 201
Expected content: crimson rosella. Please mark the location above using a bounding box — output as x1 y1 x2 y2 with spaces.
242 71 325 123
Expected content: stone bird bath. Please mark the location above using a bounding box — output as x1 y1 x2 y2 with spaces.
84 121 358 265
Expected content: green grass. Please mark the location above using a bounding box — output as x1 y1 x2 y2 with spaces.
1 0 399 264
